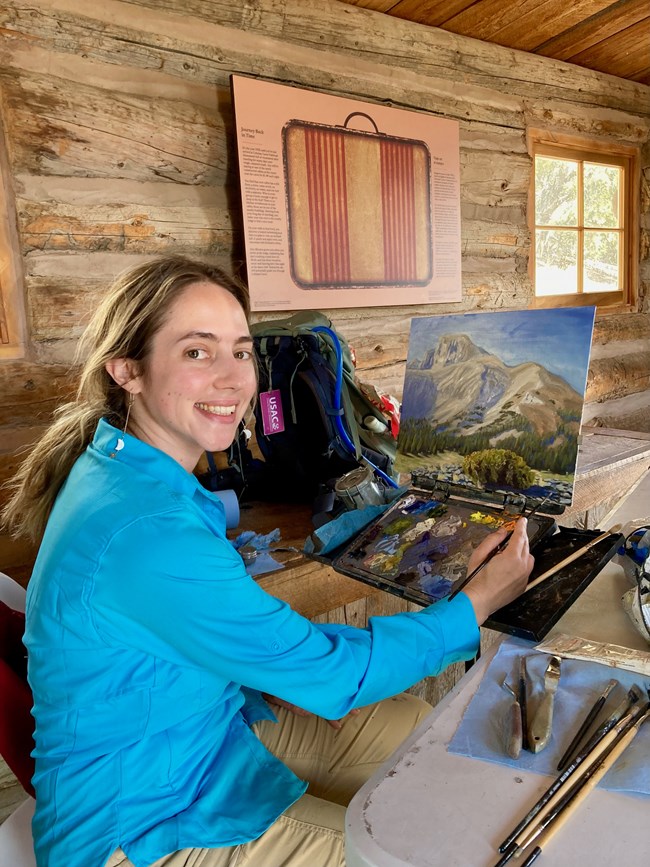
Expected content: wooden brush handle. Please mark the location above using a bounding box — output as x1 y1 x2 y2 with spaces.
529 724 638 853
514 723 622 850
524 525 621 593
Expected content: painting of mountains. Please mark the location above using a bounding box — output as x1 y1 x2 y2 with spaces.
397 308 596 507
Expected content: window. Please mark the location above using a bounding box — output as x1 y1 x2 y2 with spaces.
0 112 26 359
530 133 638 309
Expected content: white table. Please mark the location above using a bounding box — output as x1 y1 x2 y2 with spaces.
346 471 650 867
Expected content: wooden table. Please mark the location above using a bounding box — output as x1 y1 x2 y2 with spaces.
233 501 386 620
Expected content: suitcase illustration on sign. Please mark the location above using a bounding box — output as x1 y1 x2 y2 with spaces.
282 112 432 289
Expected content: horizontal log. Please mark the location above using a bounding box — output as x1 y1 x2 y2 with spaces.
590 337 650 362
0 0 520 129
592 312 650 344
461 202 526 224
0 33 228 111
0 67 232 184
14 174 230 208
24 251 157 280
25 278 105 340
0 361 75 427
586 351 650 402
7 0 649 141
18 201 236 256
19 275 648 403
461 150 531 189
272 0 649 115
460 151 531 208
459 123 528 155
523 102 649 144
583 390 650 434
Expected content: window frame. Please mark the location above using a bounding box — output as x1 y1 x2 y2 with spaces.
528 130 639 311
0 111 26 359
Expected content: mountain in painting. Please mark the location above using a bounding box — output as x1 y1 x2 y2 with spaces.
398 332 584 496
403 333 583 438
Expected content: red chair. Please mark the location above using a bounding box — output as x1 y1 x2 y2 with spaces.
0 602 35 796
0 572 36 867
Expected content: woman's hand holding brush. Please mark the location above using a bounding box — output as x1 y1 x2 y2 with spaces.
462 519 535 625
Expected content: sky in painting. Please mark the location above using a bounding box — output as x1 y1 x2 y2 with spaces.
407 307 596 395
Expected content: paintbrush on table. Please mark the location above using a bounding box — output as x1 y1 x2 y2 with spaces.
519 655 529 752
515 703 650 867
556 678 619 771
494 698 648 866
447 494 553 602
523 524 622 594
497 684 643 856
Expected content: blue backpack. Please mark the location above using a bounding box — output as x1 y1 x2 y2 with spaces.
248 312 397 504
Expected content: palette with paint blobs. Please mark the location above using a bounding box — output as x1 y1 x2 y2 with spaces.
329 486 622 640
333 489 555 607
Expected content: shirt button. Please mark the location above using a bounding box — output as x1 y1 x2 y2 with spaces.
271 641 281 651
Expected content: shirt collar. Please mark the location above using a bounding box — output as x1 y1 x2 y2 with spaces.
91 418 220 508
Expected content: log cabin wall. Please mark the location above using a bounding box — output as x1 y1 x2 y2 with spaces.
0 0 649 582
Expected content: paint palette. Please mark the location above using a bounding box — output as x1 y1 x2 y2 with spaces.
333 491 555 606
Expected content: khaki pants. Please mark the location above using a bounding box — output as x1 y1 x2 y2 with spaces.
106 693 430 867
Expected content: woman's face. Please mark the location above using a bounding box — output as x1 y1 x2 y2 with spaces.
124 280 257 471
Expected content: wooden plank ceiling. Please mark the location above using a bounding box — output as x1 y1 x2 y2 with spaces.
338 0 650 84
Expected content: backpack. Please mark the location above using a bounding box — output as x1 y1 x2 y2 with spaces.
247 311 397 506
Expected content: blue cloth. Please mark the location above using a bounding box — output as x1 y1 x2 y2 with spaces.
25 419 481 867
232 529 284 577
304 485 409 557
448 637 650 797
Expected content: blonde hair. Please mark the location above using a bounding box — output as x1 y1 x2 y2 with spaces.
2 255 250 542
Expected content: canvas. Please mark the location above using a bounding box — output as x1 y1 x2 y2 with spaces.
396 308 596 509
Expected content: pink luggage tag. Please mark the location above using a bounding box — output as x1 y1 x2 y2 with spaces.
259 389 285 435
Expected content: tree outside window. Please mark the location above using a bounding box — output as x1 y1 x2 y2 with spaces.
531 135 637 309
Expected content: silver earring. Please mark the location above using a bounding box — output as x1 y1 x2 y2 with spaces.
110 393 134 458
241 407 255 442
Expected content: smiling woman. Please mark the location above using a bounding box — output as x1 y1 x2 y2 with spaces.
105 281 257 470
1 255 534 867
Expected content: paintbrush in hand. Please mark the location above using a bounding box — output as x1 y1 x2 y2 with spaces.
447 494 552 602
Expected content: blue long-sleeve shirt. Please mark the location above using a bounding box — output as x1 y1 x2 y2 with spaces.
25 419 480 867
